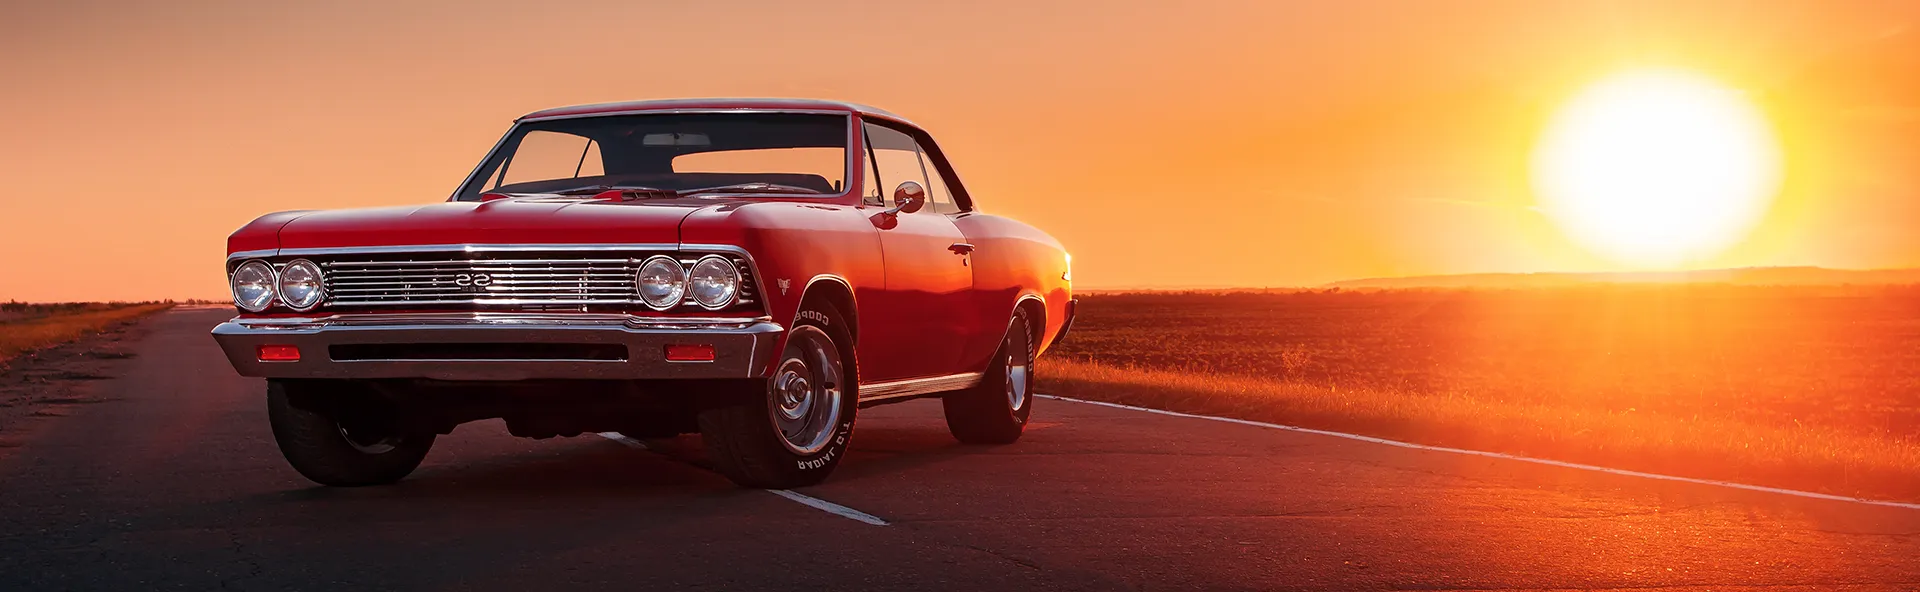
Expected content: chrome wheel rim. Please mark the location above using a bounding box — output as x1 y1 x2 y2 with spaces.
770 325 844 455
1005 320 1032 411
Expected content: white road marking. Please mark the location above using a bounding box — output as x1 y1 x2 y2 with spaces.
594 432 890 525
1038 394 1920 512
767 489 890 526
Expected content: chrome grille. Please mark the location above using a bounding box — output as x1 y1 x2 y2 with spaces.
316 252 758 310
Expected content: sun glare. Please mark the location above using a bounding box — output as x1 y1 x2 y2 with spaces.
1532 69 1783 266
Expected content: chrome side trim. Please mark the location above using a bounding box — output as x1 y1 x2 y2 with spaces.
860 372 984 402
1012 294 1046 316
227 249 280 265
1012 294 1047 332
681 243 754 254
798 273 857 315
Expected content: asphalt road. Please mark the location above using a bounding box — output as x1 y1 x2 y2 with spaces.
4 308 1919 591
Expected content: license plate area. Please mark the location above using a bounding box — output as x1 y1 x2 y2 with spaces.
329 343 628 362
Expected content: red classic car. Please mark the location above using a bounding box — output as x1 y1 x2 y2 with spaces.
212 98 1075 489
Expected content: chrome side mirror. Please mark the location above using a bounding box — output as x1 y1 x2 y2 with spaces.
886 181 926 215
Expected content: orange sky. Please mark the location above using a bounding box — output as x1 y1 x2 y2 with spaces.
3 0 1919 300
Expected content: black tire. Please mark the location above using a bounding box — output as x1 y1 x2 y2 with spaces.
698 302 858 488
944 307 1036 444
267 380 434 487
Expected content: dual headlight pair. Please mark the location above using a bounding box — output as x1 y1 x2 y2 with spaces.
230 259 323 313
229 255 742 313
638 255 741 311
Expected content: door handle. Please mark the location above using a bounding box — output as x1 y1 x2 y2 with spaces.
948 242 975 255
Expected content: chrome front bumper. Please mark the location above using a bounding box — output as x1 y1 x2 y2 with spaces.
211 313 783 381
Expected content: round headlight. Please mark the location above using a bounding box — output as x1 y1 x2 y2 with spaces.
278 259 325 311
636 255 688 310
231 260 277 312
688 255 741 310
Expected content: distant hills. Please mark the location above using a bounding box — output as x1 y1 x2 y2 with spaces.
1323 266 1920 290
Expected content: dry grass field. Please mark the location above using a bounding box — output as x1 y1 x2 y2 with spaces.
1041 285 1920 500
0 302 175 368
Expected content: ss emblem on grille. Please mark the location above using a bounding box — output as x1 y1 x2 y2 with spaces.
452 273 492 288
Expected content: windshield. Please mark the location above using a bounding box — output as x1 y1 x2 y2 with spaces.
454 113 850 200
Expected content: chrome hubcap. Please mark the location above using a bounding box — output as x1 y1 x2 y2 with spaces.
769 325 844 455
774 362 815 422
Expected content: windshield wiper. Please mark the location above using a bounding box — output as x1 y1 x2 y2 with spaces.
677 183 826 196
546 184 675 197
517 185 680 201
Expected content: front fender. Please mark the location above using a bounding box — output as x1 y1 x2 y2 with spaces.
679 201 885 376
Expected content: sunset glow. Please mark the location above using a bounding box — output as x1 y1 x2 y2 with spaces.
1532 69 1784 267
4 2 1920 300
6 4 1920 587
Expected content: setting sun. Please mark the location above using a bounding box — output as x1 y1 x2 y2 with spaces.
1532 69 1783 267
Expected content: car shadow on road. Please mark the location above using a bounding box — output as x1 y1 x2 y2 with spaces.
820 424 1000 483
228 420 1021 508
63 438 777 564
244 437 752 506
611 423 1003 488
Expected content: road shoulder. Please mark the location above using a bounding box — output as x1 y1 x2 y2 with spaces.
0 306 172 460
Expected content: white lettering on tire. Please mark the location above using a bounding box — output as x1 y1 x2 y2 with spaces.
797 448 836 470
797 421 854 470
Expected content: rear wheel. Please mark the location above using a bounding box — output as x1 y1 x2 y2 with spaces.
698 304 857 488
267 380 435 487
943 307 1036 444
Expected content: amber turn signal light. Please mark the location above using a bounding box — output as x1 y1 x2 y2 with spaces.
257 344 301 362
664 344 716 362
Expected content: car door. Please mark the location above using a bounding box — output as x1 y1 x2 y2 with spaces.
859 122 976 382
911 136 1014 374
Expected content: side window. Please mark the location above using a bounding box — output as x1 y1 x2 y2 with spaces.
864 124 929 210
495 131 602 189
916 149 961 214
862 122 966 214
860 147 883 205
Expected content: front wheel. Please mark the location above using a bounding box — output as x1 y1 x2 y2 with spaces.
698 304 857 488
943 307 1036 444
267 380 435 487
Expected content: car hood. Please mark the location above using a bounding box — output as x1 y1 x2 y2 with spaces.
271 197 723 250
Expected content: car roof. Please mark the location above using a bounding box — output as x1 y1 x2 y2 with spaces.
517 98 917 128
